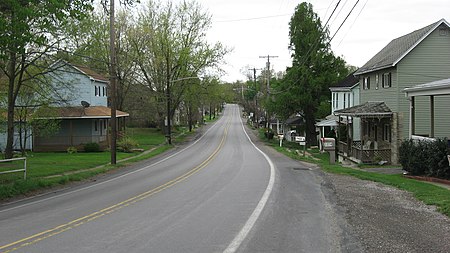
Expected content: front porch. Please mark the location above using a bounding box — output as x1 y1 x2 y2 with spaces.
334 102 396 164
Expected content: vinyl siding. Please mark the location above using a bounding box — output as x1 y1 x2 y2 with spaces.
359 67 398 112
397 24 450 139
360 24 450 140
50 64 108 107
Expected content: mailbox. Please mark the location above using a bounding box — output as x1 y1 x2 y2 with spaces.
321 138 336 164
321 138 335 151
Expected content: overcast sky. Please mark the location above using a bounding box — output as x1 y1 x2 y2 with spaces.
187 0 450 82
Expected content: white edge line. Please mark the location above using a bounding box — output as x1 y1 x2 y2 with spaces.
223 108 276 253
0 115 224 213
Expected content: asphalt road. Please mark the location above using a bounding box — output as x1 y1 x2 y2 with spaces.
0 104 350 252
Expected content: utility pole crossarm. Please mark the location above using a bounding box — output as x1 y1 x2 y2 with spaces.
259 55 278 95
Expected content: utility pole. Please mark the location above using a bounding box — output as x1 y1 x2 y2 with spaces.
259 55 278 96
109 0 117 164
259 55 278 130
248 67 261 127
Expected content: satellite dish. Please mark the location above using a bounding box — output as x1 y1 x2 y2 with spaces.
81 101 90 107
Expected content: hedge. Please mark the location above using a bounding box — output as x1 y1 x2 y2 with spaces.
399 138 450 179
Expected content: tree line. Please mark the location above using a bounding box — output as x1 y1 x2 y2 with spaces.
238 2 355 146
0 0 231 158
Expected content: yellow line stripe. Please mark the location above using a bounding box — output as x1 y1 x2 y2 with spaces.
0 119 231 253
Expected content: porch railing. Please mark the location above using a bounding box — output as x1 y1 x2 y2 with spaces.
338 141 391 164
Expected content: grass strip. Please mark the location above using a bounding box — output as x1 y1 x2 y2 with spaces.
258 130 450 217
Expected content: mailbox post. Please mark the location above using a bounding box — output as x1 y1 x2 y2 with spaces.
321 137 336 164
295 136 306 156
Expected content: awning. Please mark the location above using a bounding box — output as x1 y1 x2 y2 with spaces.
334 102 392 118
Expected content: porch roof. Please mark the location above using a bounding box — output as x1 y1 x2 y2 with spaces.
334 102 393 118
316 118 338 127
37 106 129 119
403 77 450 97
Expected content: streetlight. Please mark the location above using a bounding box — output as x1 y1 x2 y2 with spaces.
166 76 200 145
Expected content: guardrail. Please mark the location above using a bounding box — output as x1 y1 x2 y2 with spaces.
0 157 27 180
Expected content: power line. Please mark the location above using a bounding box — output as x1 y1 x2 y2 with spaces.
330 0 360 42
214 13 292 23
337 0 369 47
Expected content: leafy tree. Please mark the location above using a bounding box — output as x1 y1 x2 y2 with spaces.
0 0 94 158
270 2 349 146
132 0 229 134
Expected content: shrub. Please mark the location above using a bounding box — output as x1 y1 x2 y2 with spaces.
399 138 449 179
66 146 77 154
84 142 101 152
117 137 138 153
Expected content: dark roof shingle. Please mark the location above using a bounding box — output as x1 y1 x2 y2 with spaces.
330 72 359 88
334 102 392 117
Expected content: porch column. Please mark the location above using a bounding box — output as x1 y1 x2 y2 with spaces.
346 116 351 155
408 96 415 138
430 95 434 138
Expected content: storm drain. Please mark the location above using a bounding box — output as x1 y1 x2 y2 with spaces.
292 167 311 171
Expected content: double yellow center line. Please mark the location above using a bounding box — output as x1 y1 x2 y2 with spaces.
0 119 231 253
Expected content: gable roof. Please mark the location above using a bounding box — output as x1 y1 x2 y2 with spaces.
334 101 393 118
71 64 109 83
355 19 450 75
50 59 109 83
329 72 359 91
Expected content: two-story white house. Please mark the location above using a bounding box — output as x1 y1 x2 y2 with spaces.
316 72 360 150
33 60 129 151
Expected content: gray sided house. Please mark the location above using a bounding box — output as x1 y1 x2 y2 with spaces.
33 60 129 152
335 19 450 164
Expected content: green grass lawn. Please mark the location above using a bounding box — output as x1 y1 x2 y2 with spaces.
0 127 185 200
259 130 450 217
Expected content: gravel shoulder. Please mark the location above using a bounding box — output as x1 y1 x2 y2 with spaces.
323 172 450 253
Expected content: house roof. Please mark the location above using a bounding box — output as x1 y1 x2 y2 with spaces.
334 102 393 118
71 64 109 83
50 59 109 83
404 77 450 97
316 118 338 127
329 72 359 91
285 116 304 125
355 19 450 75
37 106 129 119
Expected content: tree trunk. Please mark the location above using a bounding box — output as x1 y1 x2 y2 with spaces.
5 51 17 159
209 103 212 120
305 107 317 147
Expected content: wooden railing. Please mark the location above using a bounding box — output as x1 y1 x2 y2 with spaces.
338 141 391 164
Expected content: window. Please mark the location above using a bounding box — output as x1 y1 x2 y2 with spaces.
332 93 335 110
94 120 98 131
347 93 351 108
363 77 370 90
103 86 106 96
375 74 379 89
382 73 391 88
95 86 98 96
336 94 339 109
383 124 391 142
343 93 346 109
